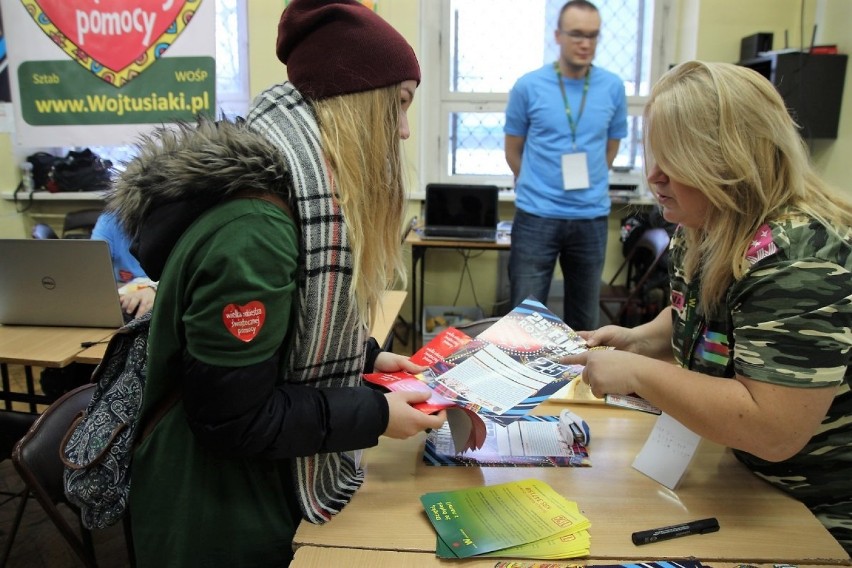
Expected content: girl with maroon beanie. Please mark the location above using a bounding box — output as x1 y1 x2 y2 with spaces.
113 1 443 565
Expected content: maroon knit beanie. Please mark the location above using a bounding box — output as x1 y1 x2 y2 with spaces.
276 0 421 100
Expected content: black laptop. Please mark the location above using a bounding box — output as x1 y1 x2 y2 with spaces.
421 183 499 242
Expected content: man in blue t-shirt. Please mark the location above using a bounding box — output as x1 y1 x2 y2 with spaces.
504 0 627 331
92 211 156 318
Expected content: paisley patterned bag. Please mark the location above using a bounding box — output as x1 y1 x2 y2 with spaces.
60 311 172 529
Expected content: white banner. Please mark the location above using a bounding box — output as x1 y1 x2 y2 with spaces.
1 0 215 147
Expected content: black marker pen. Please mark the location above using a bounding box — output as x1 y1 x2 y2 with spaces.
632 517 719 545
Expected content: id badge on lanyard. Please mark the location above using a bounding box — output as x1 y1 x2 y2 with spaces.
562 152 590 190
555 61 592 191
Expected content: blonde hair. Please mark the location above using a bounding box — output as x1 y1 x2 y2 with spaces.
644 61 852 315
312 85 407 325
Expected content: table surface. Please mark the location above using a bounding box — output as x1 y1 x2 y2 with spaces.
405 230 511 250
0 325 115 367
293 402 849 564
291 547 847 568
371 290 407 346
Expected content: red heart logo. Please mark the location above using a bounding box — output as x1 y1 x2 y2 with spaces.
25 0 196 86
222 301 266 343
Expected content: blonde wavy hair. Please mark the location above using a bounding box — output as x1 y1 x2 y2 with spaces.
312 85 407 326
644 60 852 315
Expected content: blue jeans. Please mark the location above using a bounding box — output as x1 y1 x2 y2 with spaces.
509 209 608 331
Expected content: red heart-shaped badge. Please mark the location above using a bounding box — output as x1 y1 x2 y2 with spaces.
222 301 266 343
27 0 194 86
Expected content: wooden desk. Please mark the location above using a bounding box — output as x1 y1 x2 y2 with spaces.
72 290 410 367
291 547 845 568
405 231 510 351
293 403 849 564
372 290 407 350
74 340 111 365
0 325 114 411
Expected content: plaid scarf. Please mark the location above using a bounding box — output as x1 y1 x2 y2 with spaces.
246 83 368 523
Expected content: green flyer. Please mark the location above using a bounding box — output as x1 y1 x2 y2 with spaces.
420 478 591 559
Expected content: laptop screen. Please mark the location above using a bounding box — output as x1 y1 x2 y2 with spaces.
0 239 125 328
424 184 499 234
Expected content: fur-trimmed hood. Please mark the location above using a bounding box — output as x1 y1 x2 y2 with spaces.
107 118 292 279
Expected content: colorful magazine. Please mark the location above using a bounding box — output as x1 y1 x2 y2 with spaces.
365 297 591 453
420 297 590 424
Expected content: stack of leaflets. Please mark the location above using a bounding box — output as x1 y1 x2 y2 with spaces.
423 415 591 467
365 297 590 453
420 478 591 559
493 561 708 568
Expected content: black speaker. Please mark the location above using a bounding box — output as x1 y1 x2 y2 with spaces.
740 33 773 62
738 52 848 139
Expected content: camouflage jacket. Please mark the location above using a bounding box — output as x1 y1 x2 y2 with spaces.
668 213 851 552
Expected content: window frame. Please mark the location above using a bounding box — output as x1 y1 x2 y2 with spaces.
417 0 678 191
215 0 250 120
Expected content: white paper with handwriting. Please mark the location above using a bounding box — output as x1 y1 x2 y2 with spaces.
632 412 701 490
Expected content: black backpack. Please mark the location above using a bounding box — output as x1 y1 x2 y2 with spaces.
49 148 113 193
26 152 59 190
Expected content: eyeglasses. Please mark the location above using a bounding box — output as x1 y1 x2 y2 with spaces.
559 29 600 43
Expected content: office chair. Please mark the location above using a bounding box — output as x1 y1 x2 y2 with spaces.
62 208 103 239
455 316 500 338
599 227 671 327
0 411 39 464
3 384 99 568
31 222 59 239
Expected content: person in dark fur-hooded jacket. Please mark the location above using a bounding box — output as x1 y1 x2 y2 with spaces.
107 1 445 566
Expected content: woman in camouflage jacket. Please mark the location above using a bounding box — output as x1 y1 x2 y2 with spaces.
568 61 852 553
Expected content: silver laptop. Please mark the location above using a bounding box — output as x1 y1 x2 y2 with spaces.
421 183 499 242
0 239 125 328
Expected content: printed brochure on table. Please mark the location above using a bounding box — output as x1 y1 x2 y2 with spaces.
364 297 591 452
423 415 591 467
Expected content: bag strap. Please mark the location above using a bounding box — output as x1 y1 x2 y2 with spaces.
135 389 181 447
60 352 181 470
13 180 34 213
234 190 293 219
59 410 106 468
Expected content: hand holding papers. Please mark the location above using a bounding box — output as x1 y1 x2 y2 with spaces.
365 298 589 453
365 327 486 452
551 374 604 403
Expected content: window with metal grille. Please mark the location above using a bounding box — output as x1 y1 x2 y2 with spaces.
215 0 250 120
419 0 676 187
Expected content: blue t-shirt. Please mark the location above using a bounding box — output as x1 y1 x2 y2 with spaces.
504 63 627 219
91 211 147 283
